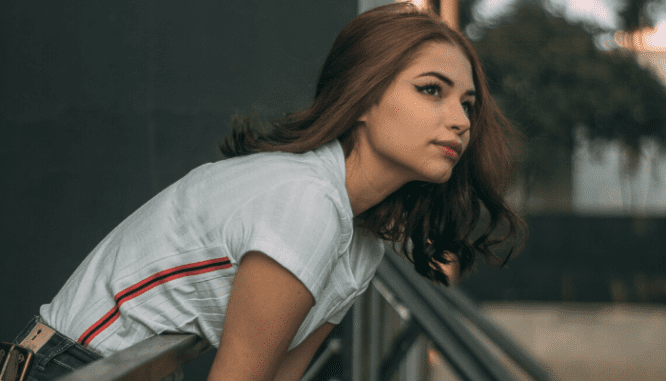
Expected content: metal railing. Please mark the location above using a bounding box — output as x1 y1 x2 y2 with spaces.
56 246 553 381
55 333 210 381
344 247 554 381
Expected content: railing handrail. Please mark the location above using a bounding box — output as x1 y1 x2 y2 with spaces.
439 285 554 380
55 333 211 381
371 249 554 381
374 255 511 381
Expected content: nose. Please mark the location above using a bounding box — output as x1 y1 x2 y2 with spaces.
448 102 471 135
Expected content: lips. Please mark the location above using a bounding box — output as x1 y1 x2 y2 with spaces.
439 140 463 157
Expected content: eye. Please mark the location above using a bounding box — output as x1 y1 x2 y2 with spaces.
416 82 441 98
462 101 475 118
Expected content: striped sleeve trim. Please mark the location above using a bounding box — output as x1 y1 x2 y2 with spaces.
78 257 232 347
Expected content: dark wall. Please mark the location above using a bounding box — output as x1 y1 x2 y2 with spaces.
461 215 666 304
1 1 356 378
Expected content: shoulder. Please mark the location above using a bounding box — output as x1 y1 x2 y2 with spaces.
187 150 339 197
207 149 352 227
172 150 345 214
236 177 354 251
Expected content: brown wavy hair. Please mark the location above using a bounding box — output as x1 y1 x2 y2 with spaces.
218 2 527 286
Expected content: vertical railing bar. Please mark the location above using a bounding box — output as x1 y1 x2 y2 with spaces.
351 298 363 381
375 259 495 381
382 254 517 381
399 313 407 381
341 309 353 381
379 318 422 381
369 287 381 381
300 339 341 381
403 326 423 381
372 277 473 381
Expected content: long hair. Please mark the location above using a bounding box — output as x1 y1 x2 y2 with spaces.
218 2 527 286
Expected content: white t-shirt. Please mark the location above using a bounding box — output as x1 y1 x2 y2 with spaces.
40 138 386 357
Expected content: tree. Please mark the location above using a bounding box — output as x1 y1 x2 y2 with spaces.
468 0 666 212
616 0 664 32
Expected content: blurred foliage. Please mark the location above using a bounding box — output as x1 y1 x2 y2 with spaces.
459 0 666 36
616 0 664 31
459 0 481 32
467 0 666 188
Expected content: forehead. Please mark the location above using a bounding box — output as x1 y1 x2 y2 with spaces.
402 41 474 90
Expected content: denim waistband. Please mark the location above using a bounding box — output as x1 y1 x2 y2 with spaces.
12 316 103 372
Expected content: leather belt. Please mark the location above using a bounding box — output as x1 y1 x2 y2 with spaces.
1 322 55 381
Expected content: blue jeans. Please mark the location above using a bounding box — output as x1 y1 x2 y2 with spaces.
12 316 185 381
11 316 103 381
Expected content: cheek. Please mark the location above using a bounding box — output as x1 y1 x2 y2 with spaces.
379 100 417 143
394 100 439 137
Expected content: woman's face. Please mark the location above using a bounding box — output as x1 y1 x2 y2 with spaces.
356 41 475 185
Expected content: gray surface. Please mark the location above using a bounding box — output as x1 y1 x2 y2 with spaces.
1 2 355 381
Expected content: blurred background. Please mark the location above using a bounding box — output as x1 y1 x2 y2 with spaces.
1 0 665 380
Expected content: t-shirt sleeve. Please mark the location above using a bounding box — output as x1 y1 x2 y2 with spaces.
325 278 373 325
326 237 386 325
327 300 355 325
235 179 349 306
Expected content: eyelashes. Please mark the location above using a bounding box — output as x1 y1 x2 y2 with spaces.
415 82 475 119
462 101 474 118
416 82 442 98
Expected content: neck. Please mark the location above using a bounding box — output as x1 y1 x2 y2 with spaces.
343 139 407 217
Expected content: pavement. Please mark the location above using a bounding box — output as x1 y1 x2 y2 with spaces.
476 302 666 381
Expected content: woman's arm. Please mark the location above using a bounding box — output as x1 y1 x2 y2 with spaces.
207 251 315 381
273 322 336 381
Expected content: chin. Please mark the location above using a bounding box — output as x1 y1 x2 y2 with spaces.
421 172 452 184
421 162 456 184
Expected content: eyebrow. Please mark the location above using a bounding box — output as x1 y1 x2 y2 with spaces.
416 71 476 97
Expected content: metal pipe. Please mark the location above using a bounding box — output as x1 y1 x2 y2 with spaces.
379 319 422 381
55 334 210 381
369 287 381 381
300 339 341 381
352 298 363 381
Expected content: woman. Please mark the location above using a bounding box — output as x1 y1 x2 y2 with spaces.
7 2 526 381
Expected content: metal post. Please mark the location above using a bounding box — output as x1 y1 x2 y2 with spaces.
369 287 381 381
352 298 364 381
300 339 342 381
439 0 459 29
358 0 394 16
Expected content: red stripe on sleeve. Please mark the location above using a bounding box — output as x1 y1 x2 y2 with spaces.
79 257 231 346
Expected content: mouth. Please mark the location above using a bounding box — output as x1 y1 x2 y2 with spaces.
439 140 463 158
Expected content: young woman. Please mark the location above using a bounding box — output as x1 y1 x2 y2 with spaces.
8 2 526 381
